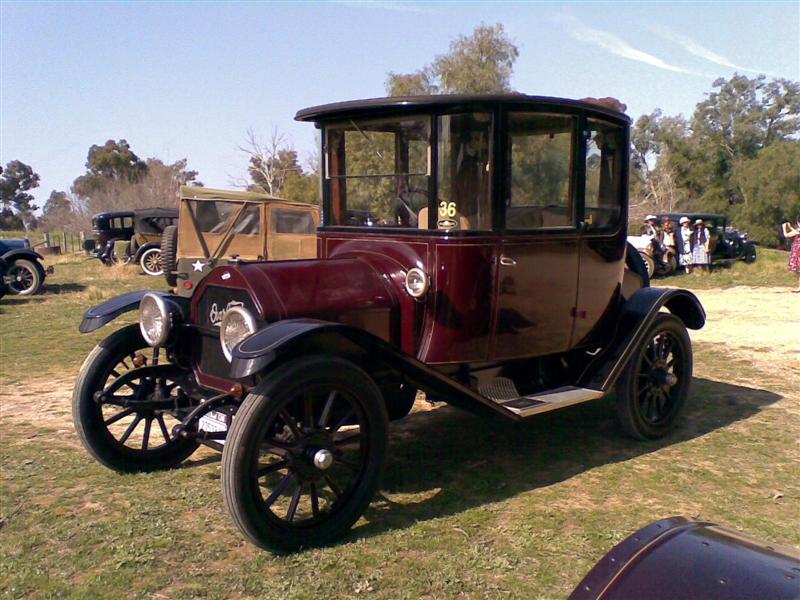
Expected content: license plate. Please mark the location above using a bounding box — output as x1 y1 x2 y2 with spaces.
199 410 229 442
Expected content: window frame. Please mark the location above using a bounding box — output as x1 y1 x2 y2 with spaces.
320 106 499 236
497 106 628 237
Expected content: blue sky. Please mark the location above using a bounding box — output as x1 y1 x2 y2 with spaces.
2 1 798 210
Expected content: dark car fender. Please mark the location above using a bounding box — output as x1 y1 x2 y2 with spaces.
579 287 705 391
569 516 800 600
230 318 518 420
2 248 45 268
79 290 187 333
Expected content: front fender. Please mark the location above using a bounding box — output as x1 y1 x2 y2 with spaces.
579 287 705 390
79 290 184 333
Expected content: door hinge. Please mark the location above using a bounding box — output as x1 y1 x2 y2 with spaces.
571 307 588 319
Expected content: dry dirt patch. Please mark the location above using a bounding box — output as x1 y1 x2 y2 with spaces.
686 286 800 378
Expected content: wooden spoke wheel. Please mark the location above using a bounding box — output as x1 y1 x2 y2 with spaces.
222 356 387 552
616 314 692 440
72 324 199 472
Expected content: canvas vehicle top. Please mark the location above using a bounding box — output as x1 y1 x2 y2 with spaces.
163 186 320 294
74 94 705 553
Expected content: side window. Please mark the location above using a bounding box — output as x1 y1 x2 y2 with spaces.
507 113 575 230
271 209 317 234
436 113 493 231
584 119 624 230
122 216 133 228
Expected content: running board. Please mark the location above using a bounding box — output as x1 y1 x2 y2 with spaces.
498 386 605 418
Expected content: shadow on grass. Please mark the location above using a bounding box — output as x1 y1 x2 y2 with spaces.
351 376 781 541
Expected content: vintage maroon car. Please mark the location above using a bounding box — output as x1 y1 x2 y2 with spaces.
73 95 705 552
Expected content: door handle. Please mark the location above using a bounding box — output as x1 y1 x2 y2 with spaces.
499 255 516 266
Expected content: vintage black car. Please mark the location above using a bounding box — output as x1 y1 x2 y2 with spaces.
87 208 178 275
73 94 705 552
0 237 51 296
658 212 757 265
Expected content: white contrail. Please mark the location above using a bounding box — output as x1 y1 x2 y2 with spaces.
650 25 780 77
562 17 696 75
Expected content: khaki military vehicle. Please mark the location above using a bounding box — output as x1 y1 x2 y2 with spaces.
161 186 320 296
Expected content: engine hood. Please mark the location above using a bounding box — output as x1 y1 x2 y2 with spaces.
191 258 399 341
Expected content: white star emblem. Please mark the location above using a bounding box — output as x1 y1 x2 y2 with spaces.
191 260 205 272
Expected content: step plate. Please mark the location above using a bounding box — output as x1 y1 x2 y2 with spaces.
501 386 605 418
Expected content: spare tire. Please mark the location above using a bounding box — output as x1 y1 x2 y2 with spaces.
626 241 650 288
160 225 178 287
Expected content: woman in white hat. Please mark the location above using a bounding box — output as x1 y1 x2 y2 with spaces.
690 218 711 273
677 216 693 273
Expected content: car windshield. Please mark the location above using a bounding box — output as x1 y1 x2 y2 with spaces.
324 113 493 231
325 116 430 228
188 200 261 236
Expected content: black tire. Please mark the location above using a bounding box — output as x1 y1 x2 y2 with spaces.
616 313 692 440
665 254 678 275
72 324 200 472
640 252 655 279
743 243 757 264
6 258 43 295
160 225 178 287
382 382 417 421
139 247 163 276
222 355 388 552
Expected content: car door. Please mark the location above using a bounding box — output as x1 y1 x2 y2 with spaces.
572 117 627 348
492 111 580 360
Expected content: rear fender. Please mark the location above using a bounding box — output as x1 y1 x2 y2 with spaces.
133 243 159 262
579 287 705 390
2 248 44 265
79 290 187 333
230 319 519 420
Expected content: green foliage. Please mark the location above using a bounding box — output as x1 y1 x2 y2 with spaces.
631 74 800 245
72 139 148 197
0 160 40 229
731 140 800 246
386 23 518 96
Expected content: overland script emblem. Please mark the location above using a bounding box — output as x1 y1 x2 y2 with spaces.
209 300 245 327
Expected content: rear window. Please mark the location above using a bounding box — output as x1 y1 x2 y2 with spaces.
271 209 316 234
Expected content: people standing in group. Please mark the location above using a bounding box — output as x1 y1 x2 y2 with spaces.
661 217 677 265
676 216 693 273
640 215 660 237
690 218 712 273
781 217 800 292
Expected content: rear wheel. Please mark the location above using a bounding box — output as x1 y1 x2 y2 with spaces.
382 382 417 421
222 356 388 552
6 259 42 295
616 314 692 440
744 243 757 264
139 247 163 276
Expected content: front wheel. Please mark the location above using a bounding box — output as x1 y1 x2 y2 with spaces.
639 252 655 279
743 244 757 264
139 247 163 276
615 314 692 440
222 356 388 552
72 324 199 472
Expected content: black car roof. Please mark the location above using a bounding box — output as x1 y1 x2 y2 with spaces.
658 212 726 221
93 211 134 219
133 208 178 220
295 94 631 124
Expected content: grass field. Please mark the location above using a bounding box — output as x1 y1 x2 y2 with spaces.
1 251 798 599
